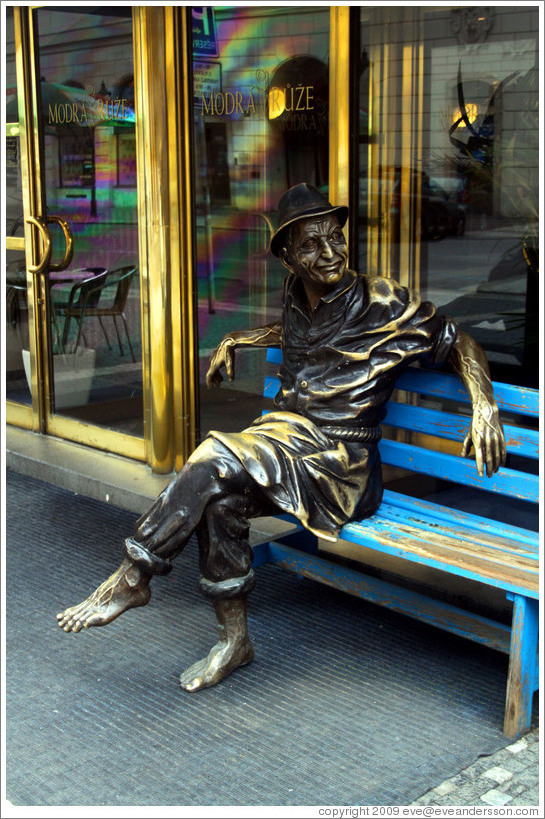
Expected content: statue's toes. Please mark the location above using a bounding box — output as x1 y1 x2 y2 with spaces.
180 675 204 692
180 661 205 690
70 619 84 632
62 619 76 632
60 611 87 632
57 612 75 628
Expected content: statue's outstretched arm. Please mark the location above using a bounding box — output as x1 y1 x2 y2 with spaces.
206 321 282 388
448 328 507 477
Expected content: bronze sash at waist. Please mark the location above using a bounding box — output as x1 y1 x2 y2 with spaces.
319 425 382 443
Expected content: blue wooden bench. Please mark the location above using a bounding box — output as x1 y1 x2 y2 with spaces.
252 347 539 738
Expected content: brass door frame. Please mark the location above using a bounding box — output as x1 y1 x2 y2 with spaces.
7 7 45 432
133 6 197 473
329 7 351 214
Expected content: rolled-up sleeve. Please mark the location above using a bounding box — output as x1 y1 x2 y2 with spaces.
426 315 459 367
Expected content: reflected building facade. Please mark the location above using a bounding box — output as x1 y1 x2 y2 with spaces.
4 4 540 474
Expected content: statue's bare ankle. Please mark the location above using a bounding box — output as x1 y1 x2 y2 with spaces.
125 564 146 587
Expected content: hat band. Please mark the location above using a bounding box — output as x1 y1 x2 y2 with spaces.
270 204 348 256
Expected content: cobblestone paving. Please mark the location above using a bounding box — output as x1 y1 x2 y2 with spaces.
410 727 540 807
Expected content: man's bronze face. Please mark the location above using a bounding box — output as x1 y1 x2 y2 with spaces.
283 213 348 299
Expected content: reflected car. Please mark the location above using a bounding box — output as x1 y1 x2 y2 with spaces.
358 169 466 240
393 172 466 240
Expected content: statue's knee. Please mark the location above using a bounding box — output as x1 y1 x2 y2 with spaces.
188 437 248 488
172 508 188 527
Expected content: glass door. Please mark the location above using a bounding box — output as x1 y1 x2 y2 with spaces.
6 6 144 457
190 5 332 438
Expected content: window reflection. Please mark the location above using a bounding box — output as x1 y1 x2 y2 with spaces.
356 5 539 387
192 6 331 437
5 7 143 435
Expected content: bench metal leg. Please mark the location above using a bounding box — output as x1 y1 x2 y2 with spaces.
504 593 539 738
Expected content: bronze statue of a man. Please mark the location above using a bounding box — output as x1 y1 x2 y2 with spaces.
57 183 506 690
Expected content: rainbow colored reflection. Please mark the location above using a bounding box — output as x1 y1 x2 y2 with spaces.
193 6 330 371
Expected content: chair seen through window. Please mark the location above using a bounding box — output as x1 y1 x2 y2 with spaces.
53 265 137 362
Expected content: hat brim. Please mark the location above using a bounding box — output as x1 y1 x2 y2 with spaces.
269 204 349 257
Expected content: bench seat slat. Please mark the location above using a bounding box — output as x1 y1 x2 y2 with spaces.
373 504 538 561
384 402 538 459
381 490 537 547
339 514 539 597
379 439 538 502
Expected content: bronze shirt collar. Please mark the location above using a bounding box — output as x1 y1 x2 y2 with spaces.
286 269 358 312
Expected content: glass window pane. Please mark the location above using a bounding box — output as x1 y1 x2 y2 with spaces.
5 6 23 237
356 5 539 387
6 248 30 402
192 6 330 437
34 8 142 433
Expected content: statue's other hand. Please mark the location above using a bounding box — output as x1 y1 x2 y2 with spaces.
461 401 506 478
205 336 236 388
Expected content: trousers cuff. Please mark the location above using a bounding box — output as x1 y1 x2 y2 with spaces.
199 569 256 599
124 537 173 576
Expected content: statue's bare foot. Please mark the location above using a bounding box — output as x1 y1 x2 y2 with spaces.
56 559 150 633
180 637 254 692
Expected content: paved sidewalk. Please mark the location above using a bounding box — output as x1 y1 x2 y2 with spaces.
3 726 541 813
410 727 541 808
4 466 541 812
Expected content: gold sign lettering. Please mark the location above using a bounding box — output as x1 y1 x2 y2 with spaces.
201 90 262 117
48 98 131 125
201 84 315 119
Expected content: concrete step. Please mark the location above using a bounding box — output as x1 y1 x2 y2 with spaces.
5 425 298 544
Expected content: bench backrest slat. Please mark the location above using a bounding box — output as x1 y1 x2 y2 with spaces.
264 375 281 400
267 347 539 418
380 439 538 503
267 347 283 365
384 402 539 460
395 368 539 417
264 375 537 460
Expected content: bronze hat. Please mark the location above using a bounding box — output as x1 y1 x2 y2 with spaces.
269 183 348 257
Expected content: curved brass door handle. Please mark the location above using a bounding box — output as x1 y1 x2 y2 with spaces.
47 215 74 271
26 215 52 274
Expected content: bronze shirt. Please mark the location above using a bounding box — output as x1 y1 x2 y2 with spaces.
275 269 458 427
